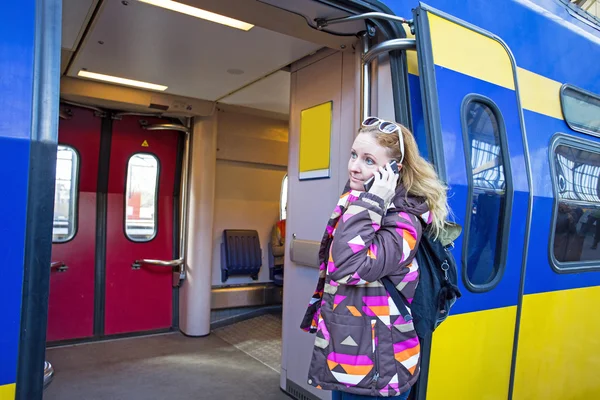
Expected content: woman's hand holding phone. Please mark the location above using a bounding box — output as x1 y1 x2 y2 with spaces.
366 162 399 206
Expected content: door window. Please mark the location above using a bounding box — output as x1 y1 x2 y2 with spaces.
461 97 512 290
125 153 159 242
53 145 79 243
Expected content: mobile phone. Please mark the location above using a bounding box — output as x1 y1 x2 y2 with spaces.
363 160 399 192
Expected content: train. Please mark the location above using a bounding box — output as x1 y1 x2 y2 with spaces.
1 0 599 399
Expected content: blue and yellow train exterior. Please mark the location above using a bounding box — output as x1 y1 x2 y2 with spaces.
377 0 600 398
0 1 61 399
2 0 600 399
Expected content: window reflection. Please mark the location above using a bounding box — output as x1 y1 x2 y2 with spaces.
553 145 600 264
53 146 79 242
125 153 159 242
562 86 600 135
463 101 508 287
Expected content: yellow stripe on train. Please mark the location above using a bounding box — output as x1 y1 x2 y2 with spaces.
516 68 563 120
0 383 15 400
513 286 600 399
406 11 564 122
426 306 517 400
428 12 515 90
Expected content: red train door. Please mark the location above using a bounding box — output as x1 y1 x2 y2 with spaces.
48 107 101 342
104 115 180 335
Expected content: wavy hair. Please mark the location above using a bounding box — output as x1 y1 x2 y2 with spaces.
360 123 449 238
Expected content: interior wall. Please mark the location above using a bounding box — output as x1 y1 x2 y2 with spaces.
211 109 288 287
372 53 395 122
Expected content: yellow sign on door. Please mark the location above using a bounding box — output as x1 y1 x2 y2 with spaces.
299 101 332 180
141 140 149 147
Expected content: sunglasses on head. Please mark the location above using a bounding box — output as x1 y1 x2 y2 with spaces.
361 117 405 164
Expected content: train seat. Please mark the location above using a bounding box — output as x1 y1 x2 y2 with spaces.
221 229 262 282
269 242 284 286
269 219 285 286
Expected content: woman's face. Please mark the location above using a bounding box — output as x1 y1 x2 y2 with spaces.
348 133 394 191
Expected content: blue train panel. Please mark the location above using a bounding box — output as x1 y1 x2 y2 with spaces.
428 67 529 314
408 74 428 160
523 110 600 295
0 0 36 393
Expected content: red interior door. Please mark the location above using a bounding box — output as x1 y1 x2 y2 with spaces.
104 116 179 335
48 107 100 342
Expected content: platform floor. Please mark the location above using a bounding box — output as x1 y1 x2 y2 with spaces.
44 313 288 400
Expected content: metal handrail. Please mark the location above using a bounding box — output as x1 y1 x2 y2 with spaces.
132 258 186 287
60 100 104 114
177 124 191 285
361 33 371 122
316 12 411 29
59 109 71 120
143 123 190 133
129 118 191 288
362 38 416 64
113 111 163 118
134 258 184 267
50 262 68 272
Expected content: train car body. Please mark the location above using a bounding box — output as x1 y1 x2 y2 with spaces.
1 0 599 399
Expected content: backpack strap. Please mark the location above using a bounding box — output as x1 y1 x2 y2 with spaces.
380 216 428 323
381 276 413 322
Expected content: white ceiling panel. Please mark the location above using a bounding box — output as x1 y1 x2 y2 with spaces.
220 70 290 115
68 0 322 101
62 0 97 50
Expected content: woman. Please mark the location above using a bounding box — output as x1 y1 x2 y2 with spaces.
301 117 449 399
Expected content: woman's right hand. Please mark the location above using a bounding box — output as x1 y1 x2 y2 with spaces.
367 163 399 206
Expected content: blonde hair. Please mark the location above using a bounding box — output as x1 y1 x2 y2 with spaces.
360 124 449 238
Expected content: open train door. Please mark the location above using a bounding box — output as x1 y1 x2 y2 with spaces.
411 5 533 400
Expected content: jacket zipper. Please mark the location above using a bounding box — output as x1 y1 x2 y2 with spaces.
371 319 380 389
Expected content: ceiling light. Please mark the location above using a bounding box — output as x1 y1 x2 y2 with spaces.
77 70 168 91
138 0 254 31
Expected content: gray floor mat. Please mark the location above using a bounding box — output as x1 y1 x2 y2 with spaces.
212 314 283 373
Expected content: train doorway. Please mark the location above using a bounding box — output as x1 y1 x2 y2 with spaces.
49 108 182 342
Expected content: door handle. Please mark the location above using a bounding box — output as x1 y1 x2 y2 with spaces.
50 262 68 272
133 258 184 268
132 258 186 287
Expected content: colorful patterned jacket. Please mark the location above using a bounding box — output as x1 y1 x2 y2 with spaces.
301 183 431 397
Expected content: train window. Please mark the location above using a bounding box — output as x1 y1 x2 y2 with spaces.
561 84 600 137
53 145 79 243
125 153 159 242
280 174 288 220
551 137 600 271
461 96 512 291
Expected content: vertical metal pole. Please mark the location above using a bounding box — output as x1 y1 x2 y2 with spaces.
17 0 62 398
360 33 371 122
176 120 192 285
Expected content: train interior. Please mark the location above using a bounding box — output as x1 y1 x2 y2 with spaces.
45 0 394 399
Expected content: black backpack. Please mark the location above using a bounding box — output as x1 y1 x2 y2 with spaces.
382 222 462 338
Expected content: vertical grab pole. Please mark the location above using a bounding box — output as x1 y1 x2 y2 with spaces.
360 33 371 122
176 122 191 286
